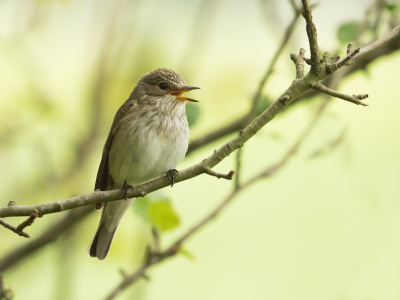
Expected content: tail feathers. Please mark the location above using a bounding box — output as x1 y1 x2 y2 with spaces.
88 198 135 260
88 221 118 260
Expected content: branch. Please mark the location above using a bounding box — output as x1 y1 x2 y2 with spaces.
312 82 369 106
103 95 330 300
3 17 395 220
301 0 321 65
189 24 400 153
188 2 302 154
354 25 400 59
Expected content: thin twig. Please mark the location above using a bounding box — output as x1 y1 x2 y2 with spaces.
308 128 347 158
250 2 302 114
204 168 235 180
0 206 92 272
189 2 302 154
0 209 39 238
312 82 369 106
0 218 30 238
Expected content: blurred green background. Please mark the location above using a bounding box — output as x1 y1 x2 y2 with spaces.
1 0 400 299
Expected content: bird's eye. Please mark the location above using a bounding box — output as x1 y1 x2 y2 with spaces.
159 82 168 90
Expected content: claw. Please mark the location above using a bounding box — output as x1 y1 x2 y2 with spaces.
121 180 133 200
166 169 179 187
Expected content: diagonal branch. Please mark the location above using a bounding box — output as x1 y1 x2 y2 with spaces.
188 2 302 154
189 24 400 154
103 96 331 300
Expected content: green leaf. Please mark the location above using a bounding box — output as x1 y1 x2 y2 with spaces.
186 102 200 126
385 4 397 12
337 22 360 44
148 200 180 231
256 95 272 115
179 247 195 261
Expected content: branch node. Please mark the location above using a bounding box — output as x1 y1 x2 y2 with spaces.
322 52 329 62
331 53 340 63
303 57 323 65
279 95 290 106
16 209 39 232
335 47 360 69
347 42 354 54
353 94 369 100
7 201 15 206
290 48 305 78
204 167 235 180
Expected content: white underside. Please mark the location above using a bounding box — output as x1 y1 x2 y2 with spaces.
104 96 189 231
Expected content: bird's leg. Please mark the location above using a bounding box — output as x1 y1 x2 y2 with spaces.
120 180 133 200
166 169 179 187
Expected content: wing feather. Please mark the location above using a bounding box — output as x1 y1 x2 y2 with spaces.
94 99 138 195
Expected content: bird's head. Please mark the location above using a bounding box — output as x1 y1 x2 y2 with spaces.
134 68 200 103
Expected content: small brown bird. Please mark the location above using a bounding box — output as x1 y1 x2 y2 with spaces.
88 68 199 260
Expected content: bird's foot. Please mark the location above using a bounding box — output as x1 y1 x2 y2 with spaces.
121 180 133 200
166 169 178 187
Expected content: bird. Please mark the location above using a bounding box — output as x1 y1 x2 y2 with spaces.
88 68 199 260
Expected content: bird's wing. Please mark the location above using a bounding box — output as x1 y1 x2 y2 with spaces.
94 99 138 193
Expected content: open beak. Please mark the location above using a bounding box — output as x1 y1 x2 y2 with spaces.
169 86 200 102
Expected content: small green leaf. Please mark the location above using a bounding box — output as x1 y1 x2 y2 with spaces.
179 247 195 261
256 95 272 115
186 102 200 126
149 200 180 231
337 22 360 44
385 4 397 12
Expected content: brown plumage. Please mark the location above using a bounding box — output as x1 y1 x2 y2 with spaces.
88 68 199 260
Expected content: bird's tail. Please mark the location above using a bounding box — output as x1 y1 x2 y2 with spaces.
87 198 135 260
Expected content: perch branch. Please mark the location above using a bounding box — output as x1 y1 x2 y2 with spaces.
103 94 331 300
